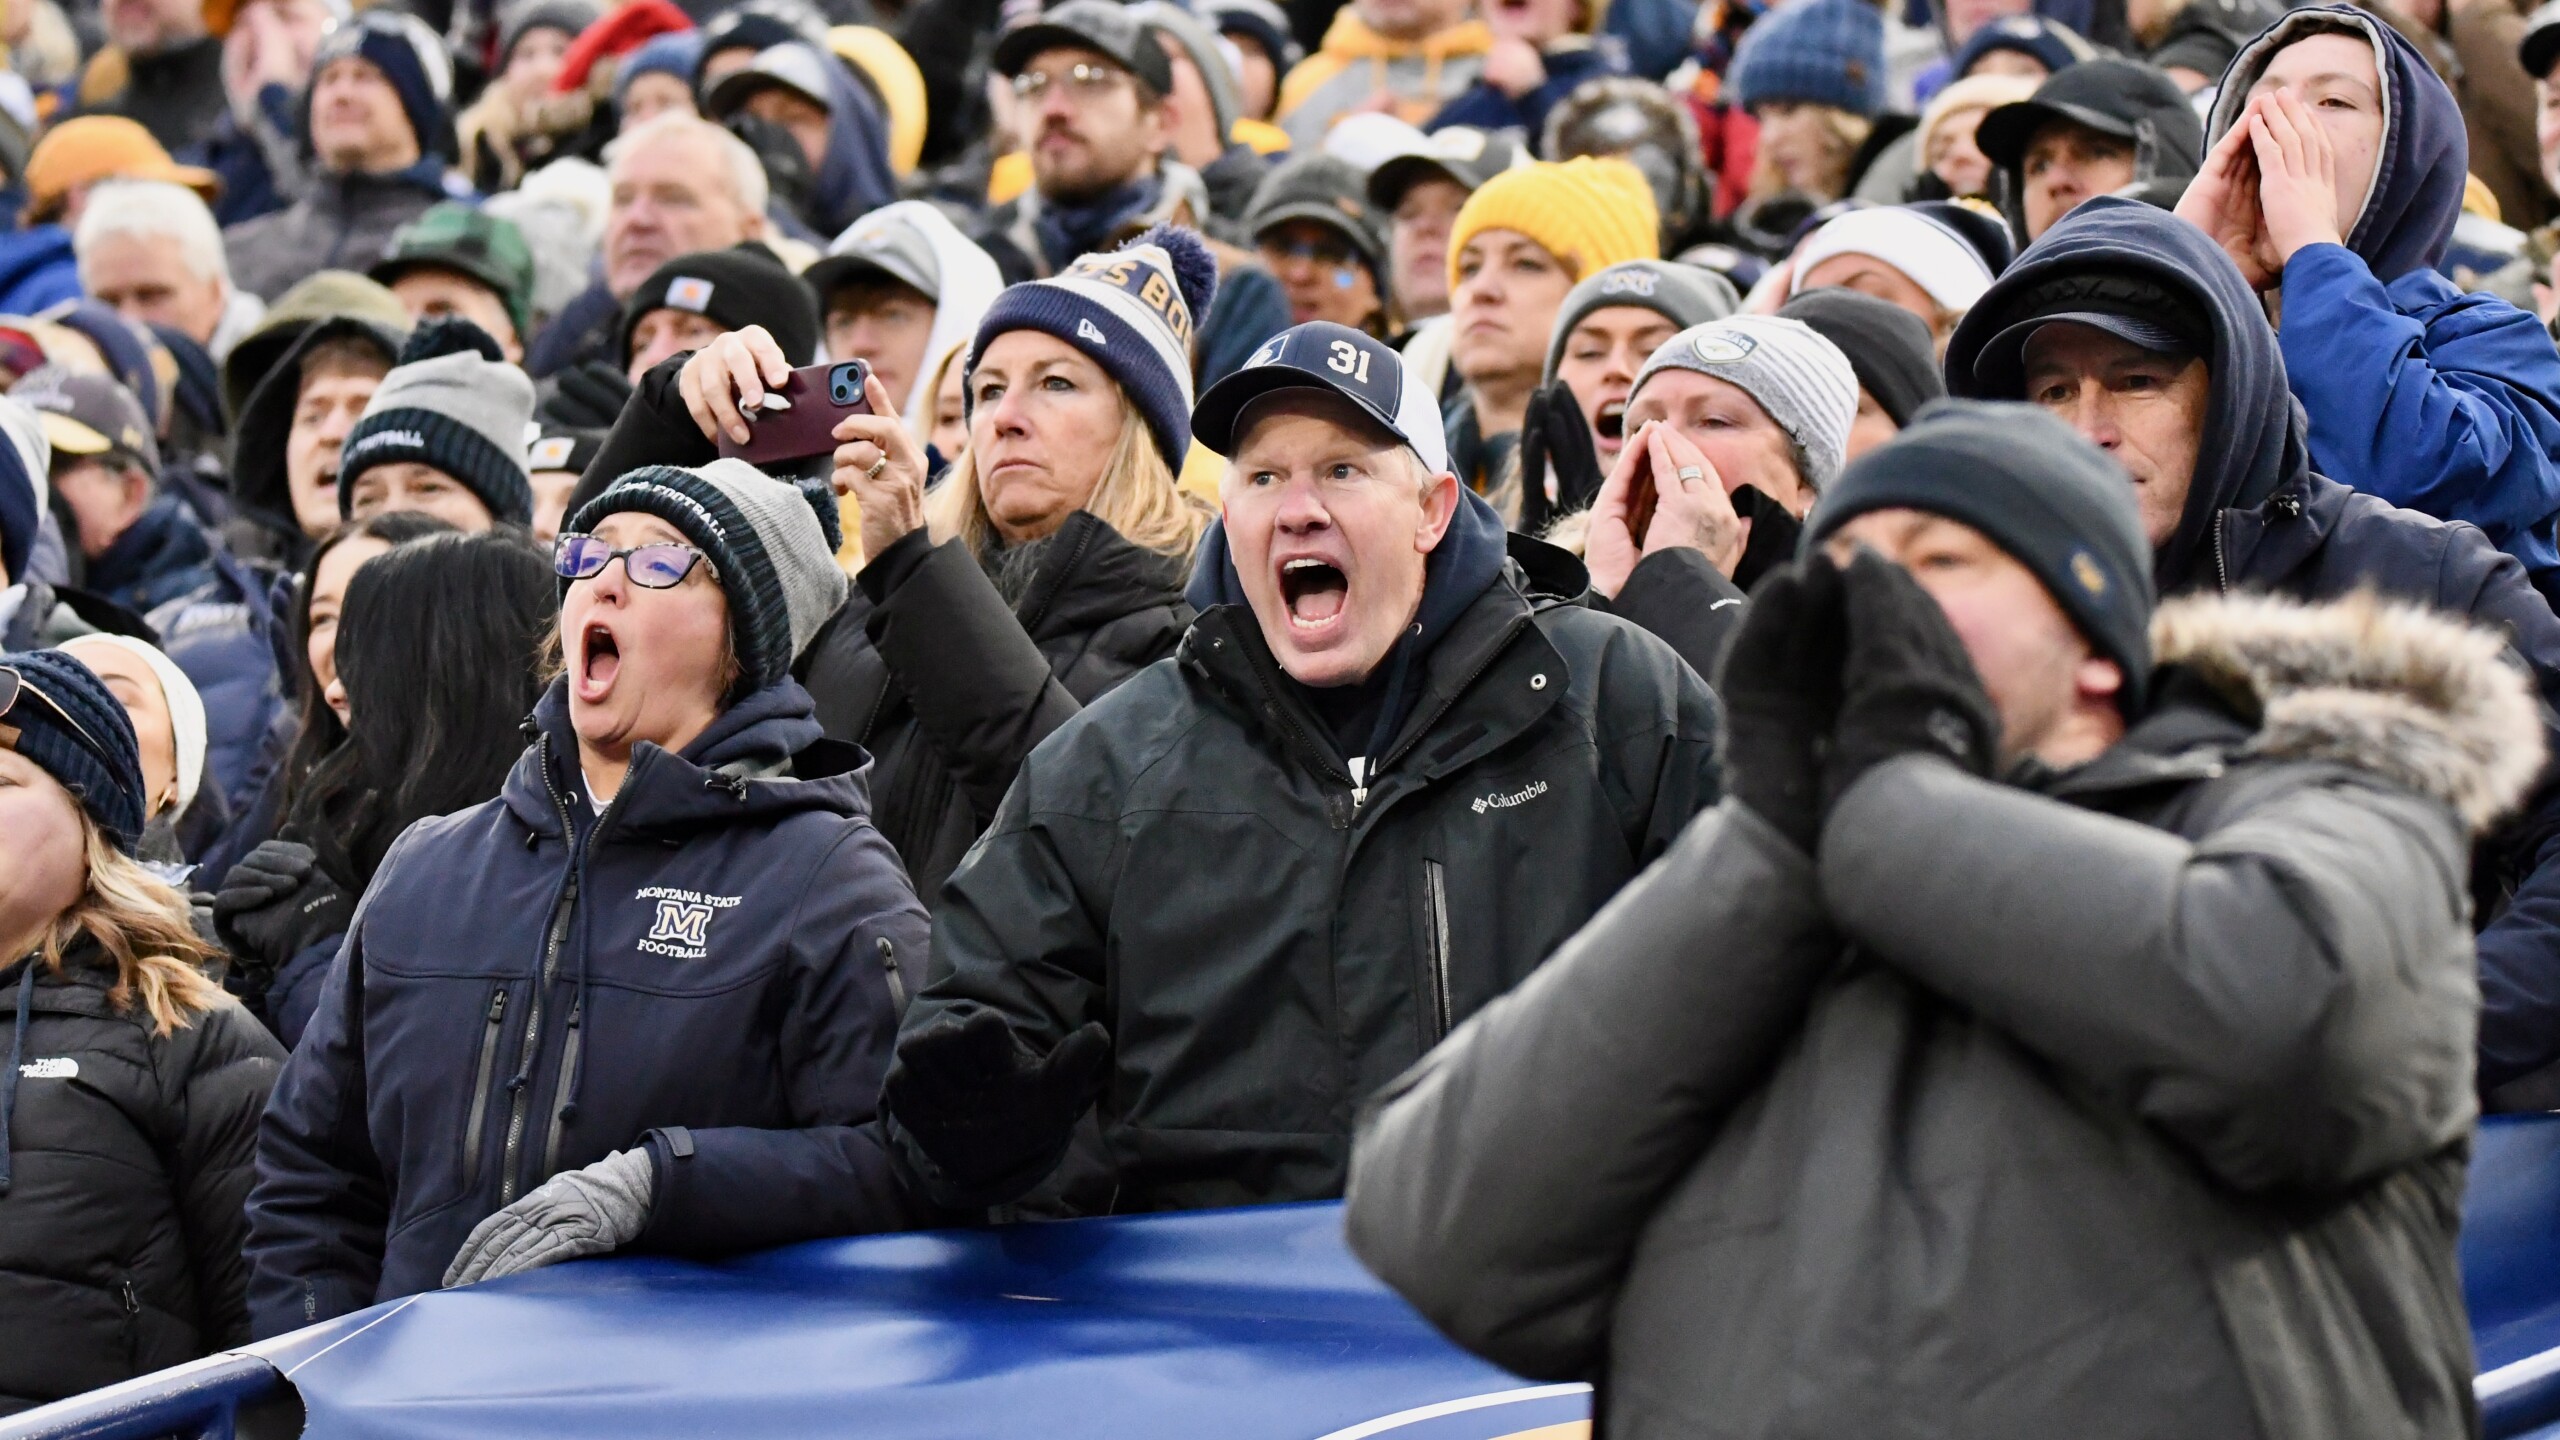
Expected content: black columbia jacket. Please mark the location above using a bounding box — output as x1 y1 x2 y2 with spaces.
0 946 283 1415
900 494 1723 1214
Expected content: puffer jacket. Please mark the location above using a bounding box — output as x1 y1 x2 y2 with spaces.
1349 589 2533 1439
0 944 284 1416
1276 10 1492 148
797 511 1193 908
901 498 1722 1216
244 678 931 1337
1950 196 2560 1104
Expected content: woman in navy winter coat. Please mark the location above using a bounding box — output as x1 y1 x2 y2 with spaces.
243 458 932 1337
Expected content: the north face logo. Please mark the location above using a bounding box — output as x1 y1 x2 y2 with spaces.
16 1057 74 1079
1077 317 1109 345
634 885 742 959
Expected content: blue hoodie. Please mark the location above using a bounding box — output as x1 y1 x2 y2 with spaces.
0 225 79 317
1950 195 2560 1101
245 677 931 1335
2207 8 2560 599
779 42 897 241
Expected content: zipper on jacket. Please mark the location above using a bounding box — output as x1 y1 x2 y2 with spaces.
540 1001 582 1180
1422 859 1452 1042
118 1279 140 1362
504 733 600 1203
1377 613 1534 779
460 987 507 1192
2213 513 2231 593
879 936 907 1014
1016 515 1100 636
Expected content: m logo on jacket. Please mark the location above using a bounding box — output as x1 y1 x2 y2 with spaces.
635 886 741 959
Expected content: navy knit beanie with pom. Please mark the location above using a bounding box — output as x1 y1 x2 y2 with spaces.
0 648 145 854
967 225 1217 467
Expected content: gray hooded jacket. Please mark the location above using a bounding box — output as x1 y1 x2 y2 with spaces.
1347 588 2540 1440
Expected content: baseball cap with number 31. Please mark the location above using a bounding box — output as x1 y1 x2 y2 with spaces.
1189 321 1450 477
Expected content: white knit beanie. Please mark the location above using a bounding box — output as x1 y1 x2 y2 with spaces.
1788 206 1996 315
57 632 206 815
1631 315 1861 490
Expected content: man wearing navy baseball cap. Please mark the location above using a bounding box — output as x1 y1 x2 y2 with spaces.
883 320 1723 1220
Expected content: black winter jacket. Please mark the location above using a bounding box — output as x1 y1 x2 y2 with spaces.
798 514 1194 906
901 548 1723 1215
244 680 931 1337
0 946 283 1415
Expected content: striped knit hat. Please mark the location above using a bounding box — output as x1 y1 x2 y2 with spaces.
966 225 1217 468
1631 315 1860 491
1447 156 1660 294
339 319 535 525
567 459 848 693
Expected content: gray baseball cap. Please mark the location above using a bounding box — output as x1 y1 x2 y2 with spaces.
803 208 944 305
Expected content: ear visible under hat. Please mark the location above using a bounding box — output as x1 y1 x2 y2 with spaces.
1132 224 1217 329
399 315 506 366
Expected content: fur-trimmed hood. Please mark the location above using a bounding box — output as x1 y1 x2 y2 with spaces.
2153 590 2546 833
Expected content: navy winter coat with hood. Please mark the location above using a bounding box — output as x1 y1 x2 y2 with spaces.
2207 8 2560 599
244 678 931 1337
1949 195 2560 1101
771 41 897 241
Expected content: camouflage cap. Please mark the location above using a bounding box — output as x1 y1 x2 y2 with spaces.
370 203 538 343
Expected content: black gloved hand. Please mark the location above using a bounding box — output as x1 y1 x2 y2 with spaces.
542 361 635 431
213 840 353 973
1820 548 2002 816
1713 553 1850 854
1518 379 1604 535
885 1010 1112 1201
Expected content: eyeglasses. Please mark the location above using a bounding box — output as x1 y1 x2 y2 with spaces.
1262 235 1363 270
1011 62 1132 102
0 665 107 759
554 534 717 589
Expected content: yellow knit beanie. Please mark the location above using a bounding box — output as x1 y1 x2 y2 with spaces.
1446 156 1661 293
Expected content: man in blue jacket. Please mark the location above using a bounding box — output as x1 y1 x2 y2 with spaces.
1950 195 2560 1108
2178 7 2560 606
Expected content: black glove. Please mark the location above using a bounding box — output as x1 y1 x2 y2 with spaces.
213 840 354 975
1820 548 2002 816
541 361 635 431
885 1010 1111 1202
1713 553 1850 854
1517 380 1603 535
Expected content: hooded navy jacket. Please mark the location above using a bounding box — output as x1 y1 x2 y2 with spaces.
784 41 898 241
244 678 930 1336
1950 195 2560 1100
2206 8 2560 596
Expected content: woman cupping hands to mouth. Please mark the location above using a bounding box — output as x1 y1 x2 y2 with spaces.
245 456 935 1335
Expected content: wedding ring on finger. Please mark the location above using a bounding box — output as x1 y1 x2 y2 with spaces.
865 454 889 481
1675 467 1705 483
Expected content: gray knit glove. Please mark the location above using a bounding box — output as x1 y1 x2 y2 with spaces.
443 1147 654 1287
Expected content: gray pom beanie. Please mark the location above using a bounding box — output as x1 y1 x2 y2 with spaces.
567 458 848 692
1630 315 1860 491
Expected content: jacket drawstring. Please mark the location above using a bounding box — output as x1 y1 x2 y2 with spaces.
0 962 34 1196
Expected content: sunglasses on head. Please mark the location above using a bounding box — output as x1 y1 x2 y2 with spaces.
554 533 717 589
0 665 106 759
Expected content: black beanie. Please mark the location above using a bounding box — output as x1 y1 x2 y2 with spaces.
618 246 821 371
1778 288 1945 426
1803 398 2156 708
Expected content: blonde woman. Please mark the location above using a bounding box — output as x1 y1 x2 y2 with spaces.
1725 0 1887 219
0 650 282 1415
645 226 1216 905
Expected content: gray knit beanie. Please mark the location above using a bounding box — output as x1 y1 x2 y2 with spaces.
1630 315 1859 491
567 458 848 693
339 319 536 524
1543 260 1742 382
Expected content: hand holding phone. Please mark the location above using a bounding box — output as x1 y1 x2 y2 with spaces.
717 359 875 466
